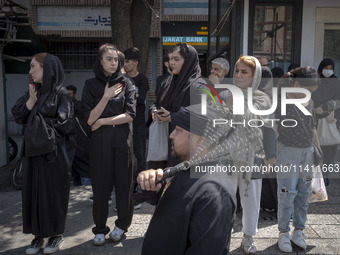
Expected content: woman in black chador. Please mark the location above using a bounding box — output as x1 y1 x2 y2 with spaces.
312 58 340 186
153 43 206 166
12 53 76 254
81 44 136 245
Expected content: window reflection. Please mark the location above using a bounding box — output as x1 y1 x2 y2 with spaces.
253 5 293 71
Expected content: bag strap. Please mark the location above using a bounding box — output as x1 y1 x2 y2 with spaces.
75 117 89 138
32 103 38 114
27 101 39 124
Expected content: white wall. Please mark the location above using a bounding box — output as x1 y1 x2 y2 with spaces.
242 0 249 55
301 0 340 68
301 0 317 67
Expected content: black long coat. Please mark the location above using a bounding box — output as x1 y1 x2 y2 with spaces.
12 54 76 237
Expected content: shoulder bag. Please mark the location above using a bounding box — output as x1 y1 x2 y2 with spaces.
317 112 340 146
24 104 56 157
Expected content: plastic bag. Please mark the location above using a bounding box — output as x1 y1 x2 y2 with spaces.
317 116 340 146
309 166 328 203
146 120 169 162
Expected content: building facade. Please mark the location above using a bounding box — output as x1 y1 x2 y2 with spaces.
210 0 340 76
1 0 212 165
1 0 340 165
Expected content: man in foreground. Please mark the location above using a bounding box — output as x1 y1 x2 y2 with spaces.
137 105 236 255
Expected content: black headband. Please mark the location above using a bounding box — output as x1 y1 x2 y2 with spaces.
172 105 208 137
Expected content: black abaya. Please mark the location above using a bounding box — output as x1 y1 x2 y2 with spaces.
12 54 76 237
156 44 207 166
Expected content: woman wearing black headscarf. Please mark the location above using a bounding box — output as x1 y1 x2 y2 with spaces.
312 58 340 185
12 53 76 254
153 43 206 166
81 43 136 245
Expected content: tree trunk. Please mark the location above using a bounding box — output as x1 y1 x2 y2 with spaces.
111 0 154 75
111 0 133 52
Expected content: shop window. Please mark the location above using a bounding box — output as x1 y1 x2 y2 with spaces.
209 0 232 60
249 0 302 72
324 25 340 77
253 5 293 69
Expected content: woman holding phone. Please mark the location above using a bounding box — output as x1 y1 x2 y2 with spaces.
152 43 206 167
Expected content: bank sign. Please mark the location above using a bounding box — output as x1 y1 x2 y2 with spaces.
162 36 208 46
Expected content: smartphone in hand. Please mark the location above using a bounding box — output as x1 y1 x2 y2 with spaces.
152 109 164 115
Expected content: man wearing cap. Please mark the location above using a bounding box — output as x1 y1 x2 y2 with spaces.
137 105 236 255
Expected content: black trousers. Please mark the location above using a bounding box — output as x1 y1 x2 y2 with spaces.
90 125 133 235
321 144 338 177
133 123 147 175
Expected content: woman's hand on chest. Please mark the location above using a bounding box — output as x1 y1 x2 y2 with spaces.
103 82 123 100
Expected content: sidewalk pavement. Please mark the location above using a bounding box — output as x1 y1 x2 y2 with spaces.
0 162 340 255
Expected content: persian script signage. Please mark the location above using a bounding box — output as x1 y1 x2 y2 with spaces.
37 6 111 31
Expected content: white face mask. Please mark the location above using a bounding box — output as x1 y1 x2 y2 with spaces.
322 69 334 78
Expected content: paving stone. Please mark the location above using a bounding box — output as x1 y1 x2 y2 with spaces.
310 224 340 238
1 177 340 254
307 214 340 224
